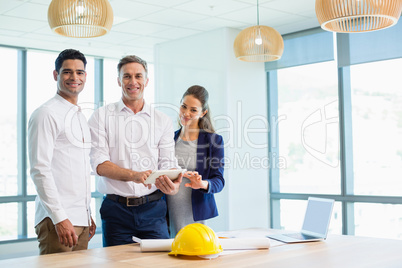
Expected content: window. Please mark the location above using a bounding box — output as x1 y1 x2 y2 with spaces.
0 47 19 241
350 58 402 196
277 61 340 194
354 203 402 239
269 25 402 240
0 203 18 240
279 199 342 235
103 58 120 105
0 48 18 198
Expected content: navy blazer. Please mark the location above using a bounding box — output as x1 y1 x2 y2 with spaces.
174 129 225 221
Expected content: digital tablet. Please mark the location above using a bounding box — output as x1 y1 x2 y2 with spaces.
144 169 186 184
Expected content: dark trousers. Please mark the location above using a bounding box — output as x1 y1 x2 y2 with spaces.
100 196 169 247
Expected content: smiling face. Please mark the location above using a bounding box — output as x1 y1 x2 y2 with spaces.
118 62 149 104
53 59 86 104
179 95 207 129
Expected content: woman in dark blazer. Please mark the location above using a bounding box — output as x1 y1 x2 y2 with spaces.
167 85 225 236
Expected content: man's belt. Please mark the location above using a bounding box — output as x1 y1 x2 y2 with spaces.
106 191 163 207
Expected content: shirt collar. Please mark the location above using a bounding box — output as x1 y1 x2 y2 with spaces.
54 93 80 112
117 99 151 116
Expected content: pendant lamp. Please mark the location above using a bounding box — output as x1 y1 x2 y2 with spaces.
316 0 402 33
233 0 284 62
48 0 114 38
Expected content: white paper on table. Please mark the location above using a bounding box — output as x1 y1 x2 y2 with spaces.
133 236 270 252
220 237 270 250
217 228 285 248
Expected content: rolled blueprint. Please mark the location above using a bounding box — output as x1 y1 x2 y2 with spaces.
140 239 173 252
137 237 270 252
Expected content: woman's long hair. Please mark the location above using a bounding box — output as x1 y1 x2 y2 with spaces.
181 85 215 133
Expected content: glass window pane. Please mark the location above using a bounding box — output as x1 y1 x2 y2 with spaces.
27 50 59 116
0 47 18 196
91 175 96 193
27 201 36 238
90 197 102 228
0 203 18 241
354 202 402 239
277 61 340 194
279 199 342 235
103 59 120 105
351 58 402 196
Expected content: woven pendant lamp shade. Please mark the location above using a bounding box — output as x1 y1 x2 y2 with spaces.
316 0 402 33
48 0 113 38
233 25 284 62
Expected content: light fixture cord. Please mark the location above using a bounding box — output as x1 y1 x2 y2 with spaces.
257 0 260 25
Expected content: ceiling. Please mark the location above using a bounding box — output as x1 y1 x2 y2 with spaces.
0 0 319 61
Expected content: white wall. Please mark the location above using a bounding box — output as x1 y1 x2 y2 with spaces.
154 27 270 232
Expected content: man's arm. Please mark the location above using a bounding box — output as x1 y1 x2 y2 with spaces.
55 219 78 247
88 217 96 241
96 160 151 184
88 107 152 183
28 109 77 247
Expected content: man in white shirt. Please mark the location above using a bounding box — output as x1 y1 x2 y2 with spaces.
28 49 96 255
89 55 182 246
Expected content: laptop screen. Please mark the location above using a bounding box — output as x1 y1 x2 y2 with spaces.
301 198 334 236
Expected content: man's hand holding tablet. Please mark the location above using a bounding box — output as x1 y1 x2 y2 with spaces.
150 169 186 195
144 169 187 184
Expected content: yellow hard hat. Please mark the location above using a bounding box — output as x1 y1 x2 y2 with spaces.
168 223 223 257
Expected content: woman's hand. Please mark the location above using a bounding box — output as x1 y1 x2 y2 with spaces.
184 171 208 190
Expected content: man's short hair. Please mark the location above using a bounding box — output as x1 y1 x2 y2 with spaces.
117 55 148 77
55 49 87 73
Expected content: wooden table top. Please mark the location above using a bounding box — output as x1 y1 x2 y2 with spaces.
2 234 402 267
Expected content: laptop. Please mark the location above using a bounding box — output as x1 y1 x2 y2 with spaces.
267 197 335 243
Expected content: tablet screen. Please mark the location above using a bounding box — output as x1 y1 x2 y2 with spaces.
144 169 186 184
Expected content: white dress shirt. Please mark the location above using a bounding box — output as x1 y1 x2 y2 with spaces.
88 99 179 197
28 94 92 227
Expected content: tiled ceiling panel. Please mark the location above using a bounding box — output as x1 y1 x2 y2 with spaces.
0 0 321 61
138 9 208 27
173 0 251 16
4 2 48 21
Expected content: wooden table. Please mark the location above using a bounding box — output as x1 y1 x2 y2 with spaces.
2 234 402 267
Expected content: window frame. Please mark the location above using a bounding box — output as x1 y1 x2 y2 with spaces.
0 47 105 244
268 25 402 236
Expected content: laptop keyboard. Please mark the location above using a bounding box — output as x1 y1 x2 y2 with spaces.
284 233 318 240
